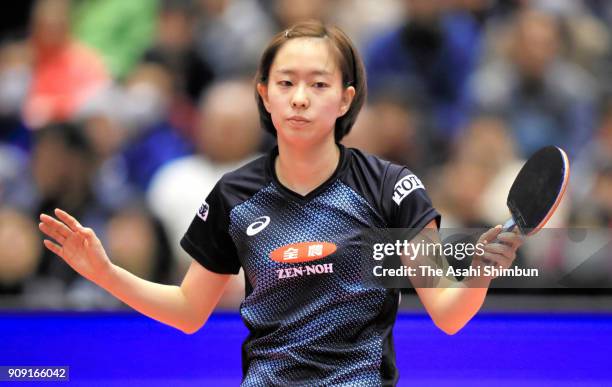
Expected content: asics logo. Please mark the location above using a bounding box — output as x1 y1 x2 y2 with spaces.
246 216 271 236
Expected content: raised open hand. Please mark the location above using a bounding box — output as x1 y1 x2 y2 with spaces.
39 209 112 285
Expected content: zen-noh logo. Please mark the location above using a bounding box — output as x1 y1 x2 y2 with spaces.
269 242 337 264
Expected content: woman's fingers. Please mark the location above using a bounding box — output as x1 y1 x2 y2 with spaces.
54 208 82 233
40 213 71 239
482 239 517 269
482 251 514 267
476 226 524 275
479 225 502 244
80 227 95 239
40 211 97 256
43 239 64 258
484 242 514 257
39 222 66 244
497 231 524 250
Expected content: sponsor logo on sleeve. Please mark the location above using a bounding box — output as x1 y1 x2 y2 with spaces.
197 202 209 221
392 174 424 205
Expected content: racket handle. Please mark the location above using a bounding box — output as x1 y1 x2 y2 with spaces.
482 218 516 266
502 218 516 232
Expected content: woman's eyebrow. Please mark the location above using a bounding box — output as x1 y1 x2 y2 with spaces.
274 69 333 77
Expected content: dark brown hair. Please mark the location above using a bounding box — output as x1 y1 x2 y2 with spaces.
255 20 367 143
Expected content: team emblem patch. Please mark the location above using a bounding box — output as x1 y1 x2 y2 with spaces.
392 174 424 205
197 202 209 221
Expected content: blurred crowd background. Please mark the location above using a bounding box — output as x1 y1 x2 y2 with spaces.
1 0 611 310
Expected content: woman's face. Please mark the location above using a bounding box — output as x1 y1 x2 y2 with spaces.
258 37 355 148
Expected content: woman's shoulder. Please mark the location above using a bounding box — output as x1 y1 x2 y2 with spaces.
346 146 412 179
214 153 271 201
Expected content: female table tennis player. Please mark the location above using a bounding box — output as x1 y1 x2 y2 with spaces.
39 20 522 386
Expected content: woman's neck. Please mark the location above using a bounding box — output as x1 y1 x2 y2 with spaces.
275 140 341 196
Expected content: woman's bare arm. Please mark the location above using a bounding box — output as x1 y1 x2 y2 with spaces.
412 220 522 335
40 208 230 334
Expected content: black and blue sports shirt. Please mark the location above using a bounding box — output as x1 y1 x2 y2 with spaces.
181 144 440 386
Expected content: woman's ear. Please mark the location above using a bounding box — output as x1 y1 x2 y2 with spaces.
339 86 356 117
257 83 271 113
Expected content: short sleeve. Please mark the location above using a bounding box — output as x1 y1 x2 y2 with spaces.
180 180 241 274
382 166 441 231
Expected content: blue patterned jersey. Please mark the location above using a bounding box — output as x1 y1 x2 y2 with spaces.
181 145 440 386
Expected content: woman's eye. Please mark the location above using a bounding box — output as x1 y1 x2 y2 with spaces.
313 82 329 88
278 80 292 87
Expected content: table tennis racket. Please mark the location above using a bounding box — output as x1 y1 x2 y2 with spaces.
483 146 570 264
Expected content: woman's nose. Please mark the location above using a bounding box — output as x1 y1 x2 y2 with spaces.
291 85 309 109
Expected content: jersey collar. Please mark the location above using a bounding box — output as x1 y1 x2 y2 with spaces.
266 143 350 203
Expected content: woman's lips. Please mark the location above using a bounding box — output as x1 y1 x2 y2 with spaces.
287 116 311 127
